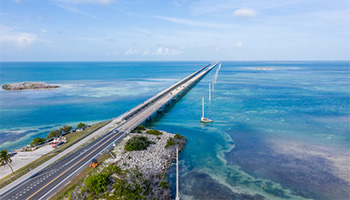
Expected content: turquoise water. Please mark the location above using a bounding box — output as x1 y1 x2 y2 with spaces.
1 61 349 199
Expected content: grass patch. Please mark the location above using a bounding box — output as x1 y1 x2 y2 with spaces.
145 129 162 135
0 121 110 189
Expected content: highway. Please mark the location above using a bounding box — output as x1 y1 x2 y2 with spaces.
0 61 220 200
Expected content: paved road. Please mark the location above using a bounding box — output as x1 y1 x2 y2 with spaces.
0 61 219 200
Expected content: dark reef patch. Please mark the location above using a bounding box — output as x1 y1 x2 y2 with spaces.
179 171 265 200
0 129 39 145
225 127 350 199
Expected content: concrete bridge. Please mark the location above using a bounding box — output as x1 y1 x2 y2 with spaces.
0 61 220 200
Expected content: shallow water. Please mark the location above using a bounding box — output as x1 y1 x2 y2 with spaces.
1 61 349 199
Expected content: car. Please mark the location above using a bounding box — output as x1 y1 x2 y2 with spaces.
114 129 119 133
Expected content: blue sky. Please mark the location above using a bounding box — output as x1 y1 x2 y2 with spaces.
0 0 349 61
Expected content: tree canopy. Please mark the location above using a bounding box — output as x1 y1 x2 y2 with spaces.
77 122 87 129
47 129 62 139
30 137 46 147
0 149 14 174
60 125 72 133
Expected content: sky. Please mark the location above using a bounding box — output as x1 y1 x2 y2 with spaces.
0 0 349 61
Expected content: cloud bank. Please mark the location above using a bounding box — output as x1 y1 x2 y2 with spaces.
233 8 259 18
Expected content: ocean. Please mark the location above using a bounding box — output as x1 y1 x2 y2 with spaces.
0 61 349 199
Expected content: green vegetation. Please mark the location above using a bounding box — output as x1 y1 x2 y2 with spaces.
52 151 112 200
125 136 154 151
2 84 9 90
136 125 146 130
84 173 110 194
0 121 109 189
0 149 14 174
30 137 46 147
103 164 122 175
165 133 187 148
174 133 186 140
60 125 72 133
77 122 87 129
159 181 170 189
165 137 175 148
131 125 146 133
112 168 152 200
146 129 162 135
47 129 62 139
53 131 187 200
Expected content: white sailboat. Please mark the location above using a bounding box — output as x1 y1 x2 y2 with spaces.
200 97 213 123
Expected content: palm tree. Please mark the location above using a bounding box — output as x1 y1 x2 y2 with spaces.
0 149 14 174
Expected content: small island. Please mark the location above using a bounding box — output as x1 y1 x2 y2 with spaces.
2 82 59 90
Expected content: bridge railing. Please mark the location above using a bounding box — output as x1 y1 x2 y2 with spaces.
121 62 215 121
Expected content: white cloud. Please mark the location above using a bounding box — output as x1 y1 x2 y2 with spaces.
235 42 243 48
124 48 138 55
17 33 37 47
55 3 100 19
0 25 37 47
141 47 182 56
41 29 48 33
156 47 182 55
233 8 259 18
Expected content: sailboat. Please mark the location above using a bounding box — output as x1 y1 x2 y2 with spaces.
200 97 213 123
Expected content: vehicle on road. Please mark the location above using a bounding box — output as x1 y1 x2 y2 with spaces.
89 158 99 168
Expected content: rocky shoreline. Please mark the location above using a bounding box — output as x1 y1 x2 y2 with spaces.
114 131 185 177
2 82 59 90
66 128 187 200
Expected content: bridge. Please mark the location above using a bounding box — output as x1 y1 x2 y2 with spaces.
0 61 220 200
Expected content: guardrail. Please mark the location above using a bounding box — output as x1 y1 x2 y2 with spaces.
121 63 214 121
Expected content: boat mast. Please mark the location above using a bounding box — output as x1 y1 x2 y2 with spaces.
209 83 211 101
202 97 204 119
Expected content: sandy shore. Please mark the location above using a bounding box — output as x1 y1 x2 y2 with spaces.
0 145 55 179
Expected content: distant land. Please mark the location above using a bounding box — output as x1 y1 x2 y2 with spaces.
2 82 59 90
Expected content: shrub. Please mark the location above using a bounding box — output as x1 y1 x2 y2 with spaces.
159 181 170 189
77 122 87 129
84 173 110 194
124 136 154 151
103 165 122 175
2 84 9 90
146 129 162 135
47 129 62 139
60 125 72 133
80 186 86 194
30 137 46 147
136 125 146 131
112 168 150 199
165 137 175 148
174 133 185 140
131 125 146 133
